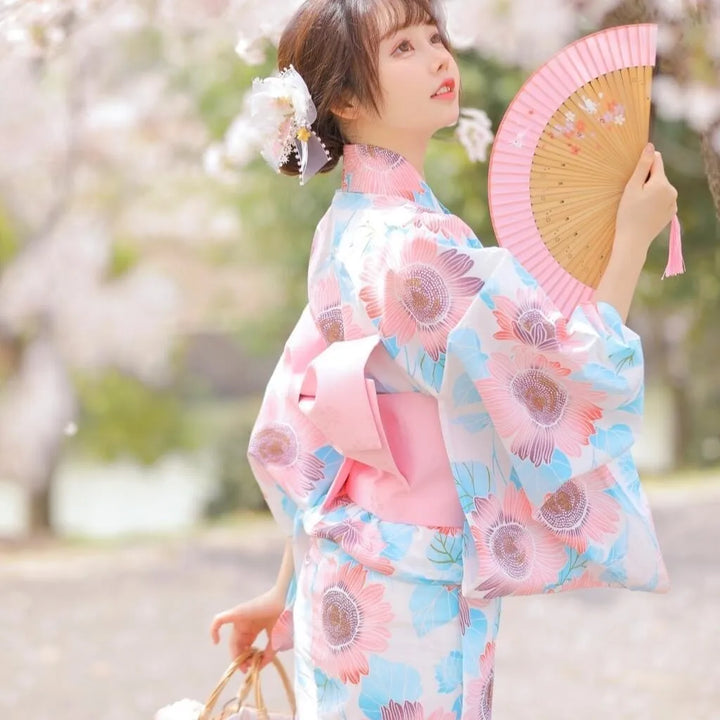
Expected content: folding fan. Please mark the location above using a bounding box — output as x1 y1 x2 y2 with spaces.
487 23 683 317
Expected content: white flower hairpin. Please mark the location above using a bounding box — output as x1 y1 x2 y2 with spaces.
248 65 332 185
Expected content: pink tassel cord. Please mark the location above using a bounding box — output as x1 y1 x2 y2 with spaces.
662 214 685 278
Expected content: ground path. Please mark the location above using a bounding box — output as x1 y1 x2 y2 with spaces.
1 481 718 720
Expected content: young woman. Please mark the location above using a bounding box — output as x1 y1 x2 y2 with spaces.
210 1 676 717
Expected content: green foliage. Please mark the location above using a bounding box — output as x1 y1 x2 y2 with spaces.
0 207 19 269
71 370 199 465
192 397 268 517
107 239 140 279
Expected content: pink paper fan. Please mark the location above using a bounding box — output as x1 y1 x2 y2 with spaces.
488 23 683 317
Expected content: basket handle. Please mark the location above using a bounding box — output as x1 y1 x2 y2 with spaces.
198 648 296 720
251 652 297 718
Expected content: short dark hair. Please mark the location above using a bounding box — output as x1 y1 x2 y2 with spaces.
276 0 452 177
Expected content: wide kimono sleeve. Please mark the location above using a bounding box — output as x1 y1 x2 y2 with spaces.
336 203 669 599
245 306 336 651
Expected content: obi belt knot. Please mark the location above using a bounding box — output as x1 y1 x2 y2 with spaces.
296 332 464 528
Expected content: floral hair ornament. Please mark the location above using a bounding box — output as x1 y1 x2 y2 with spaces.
248 65 331 185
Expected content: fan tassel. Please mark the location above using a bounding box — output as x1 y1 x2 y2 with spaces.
662 214 685 279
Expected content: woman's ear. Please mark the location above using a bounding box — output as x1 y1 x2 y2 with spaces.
331 96 360 122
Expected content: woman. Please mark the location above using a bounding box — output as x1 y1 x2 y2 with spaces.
210 1 676 717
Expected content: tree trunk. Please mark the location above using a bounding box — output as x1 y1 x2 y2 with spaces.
669 378 693 467
27 480 53 536
700 122 720 221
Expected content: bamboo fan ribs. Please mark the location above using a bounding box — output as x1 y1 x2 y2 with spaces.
488 24 683 316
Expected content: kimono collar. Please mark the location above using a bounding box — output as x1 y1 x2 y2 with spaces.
340 143 444 210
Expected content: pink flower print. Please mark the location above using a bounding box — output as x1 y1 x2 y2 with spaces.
310 274 363 344
475 347 605 466
458 593 471 633
248 409 326 495
359 234 484 361
470 485 567 598
425 710 457 720
342 144 426 199
316 518 395 575
548 565 606 593
492 289 571 351
312 558 393 684
463 642 496 720
380 701 425 720
413 210 475 243
536 465 620 553
269 606 294 652
379 701 455 720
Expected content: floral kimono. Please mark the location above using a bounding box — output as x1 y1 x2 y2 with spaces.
247 144 669 720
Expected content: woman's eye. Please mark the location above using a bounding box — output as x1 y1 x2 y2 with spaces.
431 32 443 43
395 40 412 53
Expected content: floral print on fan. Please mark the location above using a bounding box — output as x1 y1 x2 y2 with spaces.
549 93 626 155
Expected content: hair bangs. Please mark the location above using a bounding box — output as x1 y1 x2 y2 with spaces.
362 0 448 44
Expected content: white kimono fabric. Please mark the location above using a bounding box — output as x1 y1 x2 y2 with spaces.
247 144 669 719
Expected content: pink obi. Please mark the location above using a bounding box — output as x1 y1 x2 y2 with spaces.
297 333 463 529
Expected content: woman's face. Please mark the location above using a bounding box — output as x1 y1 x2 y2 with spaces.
354 20 460 143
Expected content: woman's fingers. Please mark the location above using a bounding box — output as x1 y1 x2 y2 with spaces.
209 610 234 644
646 151 665 185
628 143 656 188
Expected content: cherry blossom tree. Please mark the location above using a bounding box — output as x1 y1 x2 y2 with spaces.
0 0 717 533
0 0 265 531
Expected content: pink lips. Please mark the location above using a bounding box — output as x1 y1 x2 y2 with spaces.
432 78 456 99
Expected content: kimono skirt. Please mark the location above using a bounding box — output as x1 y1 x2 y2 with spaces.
282 387 501 720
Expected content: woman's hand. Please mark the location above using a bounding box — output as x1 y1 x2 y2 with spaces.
614 143 678 261
209 588 285 670
593 143 678 321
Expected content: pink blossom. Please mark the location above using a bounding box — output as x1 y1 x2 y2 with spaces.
413 209 476 242
309 273 364 344
463 642 496 720
491 288 572 351
248 396 326 496
312 558 393 684
342 144 425 199
536 466 620 553
360 234 483 361
470 486 567 597
476 347 605 466
315 518 395 575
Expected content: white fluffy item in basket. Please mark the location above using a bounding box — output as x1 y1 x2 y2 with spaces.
154 698 205 720
225 710 293 720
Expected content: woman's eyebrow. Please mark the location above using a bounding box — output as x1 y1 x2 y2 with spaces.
380 21 436 42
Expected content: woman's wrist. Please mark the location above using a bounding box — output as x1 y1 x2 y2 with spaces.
593 235 647 322
608 231 649 270
268 583 287 606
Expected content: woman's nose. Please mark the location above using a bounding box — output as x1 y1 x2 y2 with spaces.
430 44 450 72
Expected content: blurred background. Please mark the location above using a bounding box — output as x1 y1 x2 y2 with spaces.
0 1 718 719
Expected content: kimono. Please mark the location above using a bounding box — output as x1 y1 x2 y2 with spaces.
247 143 669 720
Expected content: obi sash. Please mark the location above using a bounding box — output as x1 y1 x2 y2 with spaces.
297 332 464 529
